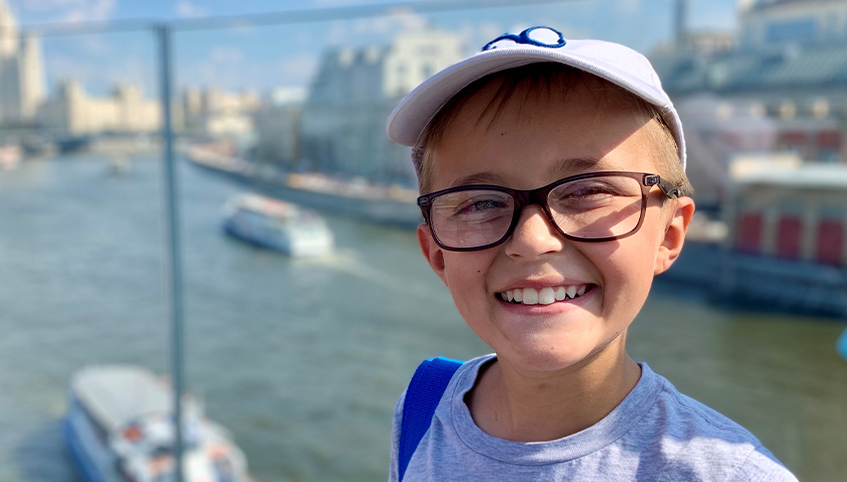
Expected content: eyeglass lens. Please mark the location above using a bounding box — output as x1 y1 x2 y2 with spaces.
428 175 645 249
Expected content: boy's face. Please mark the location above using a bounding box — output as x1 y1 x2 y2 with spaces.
417 78 694 373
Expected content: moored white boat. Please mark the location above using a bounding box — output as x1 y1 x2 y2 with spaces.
63 365 252 482
0 143 21 170
222 193 333 257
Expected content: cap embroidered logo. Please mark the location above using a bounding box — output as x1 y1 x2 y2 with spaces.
482 26 567 51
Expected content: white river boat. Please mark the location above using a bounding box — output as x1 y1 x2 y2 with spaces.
222 193 333 257
63 365 252 482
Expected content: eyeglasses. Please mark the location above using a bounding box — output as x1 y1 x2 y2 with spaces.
418 171 680 252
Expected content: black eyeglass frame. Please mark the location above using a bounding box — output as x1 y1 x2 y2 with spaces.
417 171 680 252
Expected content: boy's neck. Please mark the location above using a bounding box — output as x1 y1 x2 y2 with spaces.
465 335 642 443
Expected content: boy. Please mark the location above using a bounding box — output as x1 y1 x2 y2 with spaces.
385 27 797 481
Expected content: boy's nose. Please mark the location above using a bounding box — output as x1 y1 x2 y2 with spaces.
503 204 566 258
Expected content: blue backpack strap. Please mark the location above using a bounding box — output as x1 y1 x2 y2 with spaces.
398 357 463 482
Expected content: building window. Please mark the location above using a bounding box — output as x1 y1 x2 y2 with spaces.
811 99 830 118
775 215 802 259
737 211 763 254
816 219 844 266
778 101 796 120
778 130 806 150
723 132 742 149
815 130 840 149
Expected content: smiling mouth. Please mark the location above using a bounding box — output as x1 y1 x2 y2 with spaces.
497 284 594 305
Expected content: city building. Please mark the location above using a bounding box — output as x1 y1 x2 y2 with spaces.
737 0 847 48
651 0 847 201
714 162 847 315
297 29 463 184
36 80 160 135
254 87 307 168
0 0 45 125
182 87 261 138
727 164 847 266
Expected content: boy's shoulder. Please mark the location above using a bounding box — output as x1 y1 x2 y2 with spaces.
641 367 797 481
390 356 797 482
646 366 760 444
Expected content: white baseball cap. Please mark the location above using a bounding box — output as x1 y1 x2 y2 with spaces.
387 26 687 171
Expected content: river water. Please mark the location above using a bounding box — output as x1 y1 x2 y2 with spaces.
0 154 844 481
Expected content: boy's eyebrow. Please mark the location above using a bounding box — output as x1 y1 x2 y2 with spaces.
447 157 612 188
448 172 506 188
548 157 605 177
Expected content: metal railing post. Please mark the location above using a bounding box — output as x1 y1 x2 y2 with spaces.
156 23 185 482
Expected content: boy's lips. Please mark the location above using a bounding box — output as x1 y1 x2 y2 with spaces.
495 284 596 314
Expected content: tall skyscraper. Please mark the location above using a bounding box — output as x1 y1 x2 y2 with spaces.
0 0 45 125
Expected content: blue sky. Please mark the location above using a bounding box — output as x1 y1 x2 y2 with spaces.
7 0 739 97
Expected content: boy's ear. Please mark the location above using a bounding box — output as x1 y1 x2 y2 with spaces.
417 224 449 286
654 196 696 276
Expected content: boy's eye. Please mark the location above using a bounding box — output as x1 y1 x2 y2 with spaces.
553 181 620 201
549 177 641 212
430 190 514 221
453 196 510 216
570 186 616 197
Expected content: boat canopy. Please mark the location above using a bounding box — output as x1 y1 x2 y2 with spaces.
232 193 298 218
70 365 189 434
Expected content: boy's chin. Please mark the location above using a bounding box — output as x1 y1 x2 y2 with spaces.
496 335 625 374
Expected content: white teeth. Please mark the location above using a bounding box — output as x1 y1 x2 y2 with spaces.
499 284 589 305
522 288 538 305
538 287 555 305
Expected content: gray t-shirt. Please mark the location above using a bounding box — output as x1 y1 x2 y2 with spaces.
389 354 797 482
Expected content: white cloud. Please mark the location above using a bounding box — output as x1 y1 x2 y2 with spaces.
309 0 377 6
12 0 115 23
183 50 320 92
615 0 640 14
458 21 504 54
539 22 591 41
356 9 428 34
507 22 533 35
690 2 736 31
228 21 257 37
13 0 81 13
73 35 110 56
209 47 244 64
281 53 319 85
293 30 315 47
176 0 207 18
326 22 349 45
61 0 115 22
326 10 429 45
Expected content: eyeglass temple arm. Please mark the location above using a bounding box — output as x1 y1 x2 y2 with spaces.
645 174 680 199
